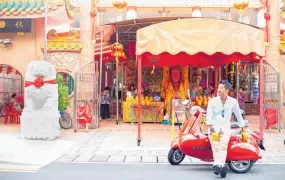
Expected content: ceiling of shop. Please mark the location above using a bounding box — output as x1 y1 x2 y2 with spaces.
108 16 190 52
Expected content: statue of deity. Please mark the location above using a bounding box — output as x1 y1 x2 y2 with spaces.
161 66 189 113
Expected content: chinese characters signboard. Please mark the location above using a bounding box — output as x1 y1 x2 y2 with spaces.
0 19 32 33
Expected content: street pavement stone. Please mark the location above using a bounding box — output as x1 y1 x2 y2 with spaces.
189 157 203 163
257 156 278 163
56 154 79 162
182 156 192 163
125 156 142 163
73 155 95 162
157 155 168 163
125 150 146 155
141 156 157 163
270 156 285 163
90 155 110 162
54 126 285 164
107 155 126 163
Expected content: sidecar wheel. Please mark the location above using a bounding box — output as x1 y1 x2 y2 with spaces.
228 160 254 173
168 148 185 165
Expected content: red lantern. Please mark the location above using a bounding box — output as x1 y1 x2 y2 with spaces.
264 12 271 20
111 42 125 57
6 66 12 74
90 5 96 17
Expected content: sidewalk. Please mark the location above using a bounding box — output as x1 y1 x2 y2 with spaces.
0 119 96 169
1 115 285 168
55 116 285 164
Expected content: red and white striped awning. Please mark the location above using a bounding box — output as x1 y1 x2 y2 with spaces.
0 65 21 75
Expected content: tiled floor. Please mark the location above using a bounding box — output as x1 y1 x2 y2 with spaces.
55 116 285 164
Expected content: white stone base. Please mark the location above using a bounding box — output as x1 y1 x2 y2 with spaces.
20 110 60 141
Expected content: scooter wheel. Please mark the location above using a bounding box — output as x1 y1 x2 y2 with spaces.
228 160 254 173
168 148 185 165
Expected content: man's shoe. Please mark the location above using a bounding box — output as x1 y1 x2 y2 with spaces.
214 165 222 175
220 165 229 178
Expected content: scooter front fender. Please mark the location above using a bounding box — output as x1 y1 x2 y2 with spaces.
171 137 180 149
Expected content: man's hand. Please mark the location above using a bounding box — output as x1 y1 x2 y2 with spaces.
240 131 249 142
211 132 220 142
210 127 220 142
240 126 249 142
241 126 248 132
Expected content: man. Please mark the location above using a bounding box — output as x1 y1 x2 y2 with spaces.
206 80 246 178
101 86 111 119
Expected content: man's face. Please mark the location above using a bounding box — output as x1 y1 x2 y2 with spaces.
218 83 228 97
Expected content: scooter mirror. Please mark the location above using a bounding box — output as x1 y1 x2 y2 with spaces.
189 106 205 115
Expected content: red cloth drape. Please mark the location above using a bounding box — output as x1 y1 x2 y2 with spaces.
264 108 277 128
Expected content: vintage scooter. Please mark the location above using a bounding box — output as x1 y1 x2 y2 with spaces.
168 104 265 174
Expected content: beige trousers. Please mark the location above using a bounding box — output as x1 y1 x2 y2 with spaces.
209 116 231 167
209 130 231 166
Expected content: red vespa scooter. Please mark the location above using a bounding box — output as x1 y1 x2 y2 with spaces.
168 105 264 174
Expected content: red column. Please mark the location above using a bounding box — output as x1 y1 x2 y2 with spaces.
259 59 264 140
214 68 219 96
137 56 142 145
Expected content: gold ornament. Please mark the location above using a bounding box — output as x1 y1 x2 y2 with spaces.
233 0 249 12
112 0 128 10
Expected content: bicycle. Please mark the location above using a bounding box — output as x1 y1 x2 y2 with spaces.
59 111 72 130
0 102 5 116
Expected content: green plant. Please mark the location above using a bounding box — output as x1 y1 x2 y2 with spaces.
56 74 71 112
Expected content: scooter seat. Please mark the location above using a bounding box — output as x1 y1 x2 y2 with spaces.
231 120 250 129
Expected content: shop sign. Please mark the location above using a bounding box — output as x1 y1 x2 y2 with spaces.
0 19 32 33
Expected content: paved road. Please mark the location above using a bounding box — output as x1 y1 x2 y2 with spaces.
1 163 284 180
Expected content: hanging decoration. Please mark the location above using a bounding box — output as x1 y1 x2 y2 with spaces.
252 72 259 104
280 0 285 23
170 67 182 91
264 12 271 20
233 0 249 22
110 42 126 64
192 68 203 96
281 32 285 54
232 0 249 12
151 65 155 75
264 0 270 48
90 5 96 18
227 62 235 89
112 0 128 20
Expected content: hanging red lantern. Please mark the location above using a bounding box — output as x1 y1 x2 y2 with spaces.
111 42 126 63
6 66 12 74
264 12 271 20
90 5 96 17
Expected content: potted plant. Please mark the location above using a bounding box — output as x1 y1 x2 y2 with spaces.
57 74 72 129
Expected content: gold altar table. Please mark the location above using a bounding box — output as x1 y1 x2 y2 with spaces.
122 102 163 123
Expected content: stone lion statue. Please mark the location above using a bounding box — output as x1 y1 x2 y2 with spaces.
20 60 60 140
25 61 57 112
